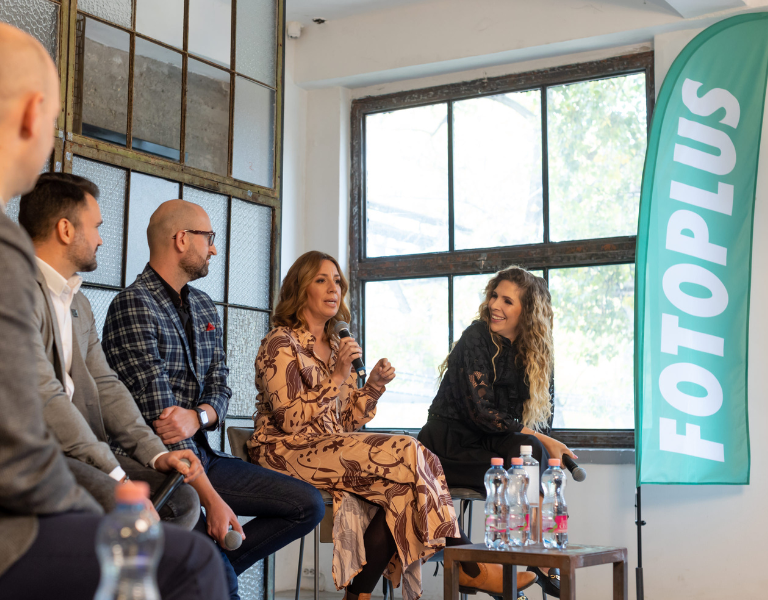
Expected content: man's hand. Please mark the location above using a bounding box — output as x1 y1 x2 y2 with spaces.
153 405 199 444
154 450 203 484
204 493 245 548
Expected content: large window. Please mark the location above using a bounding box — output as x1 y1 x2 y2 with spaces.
1 1 284 597
351 53 653 447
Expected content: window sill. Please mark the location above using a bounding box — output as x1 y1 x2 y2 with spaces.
570 447 635 465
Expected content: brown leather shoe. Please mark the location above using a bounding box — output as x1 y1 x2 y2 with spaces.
342 593 372 600
459 563 537 595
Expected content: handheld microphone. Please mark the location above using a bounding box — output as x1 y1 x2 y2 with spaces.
333 321 366 378
224 526 243 550
562 454 587 482
152 458 191 510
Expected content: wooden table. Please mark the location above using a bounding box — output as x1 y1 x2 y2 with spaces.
443 543 627 600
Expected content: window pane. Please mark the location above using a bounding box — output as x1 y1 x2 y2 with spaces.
77 16 130 146
5 159 50 224
0 0 58 61
133 38 182 161
226 308 269 418
453 90 543 249
125 172 180 285
80 287 119 340
228 199 271 309
135 0 183 49
182 185 228 302
365 278 448 429
72 157 127 287
550 264 634 429
232 77 275 187
185 59 230 176
189 0 231 67
235 0 276 86
453 270 543 340
366 105 448 257
547 73 647 241
78 0 131 29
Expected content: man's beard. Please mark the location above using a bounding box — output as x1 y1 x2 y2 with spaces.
68 231 97 273
181 249 209 281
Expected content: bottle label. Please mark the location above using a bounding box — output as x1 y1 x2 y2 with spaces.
508 513 531 533
485 516 506 534
555 515 568 533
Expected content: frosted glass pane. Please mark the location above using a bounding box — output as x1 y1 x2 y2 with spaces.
189 0 231 67
366 278 448 429
185 59 230 176
135 0 183 49
228 199 271 309
126 173 180 285
235 0 276 86
226 308 269 418
237 558 264 600
133 38 182 161
6 158 51 223
72 157 127 287
81 287 119 340
183 186 228 302
365 104 448 257
232 77 275 188
0 0 59 61
78 17 130 146
78 0 131 29
454 90 543 249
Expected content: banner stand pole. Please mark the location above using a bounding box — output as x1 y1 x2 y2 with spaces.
635 486 646 600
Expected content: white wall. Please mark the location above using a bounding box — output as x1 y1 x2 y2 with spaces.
277 3 768 598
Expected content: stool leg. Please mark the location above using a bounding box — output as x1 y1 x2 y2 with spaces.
388 578 394 599
467 501 473 540
296 536 305 600
382 577 389 600
314 525 320 600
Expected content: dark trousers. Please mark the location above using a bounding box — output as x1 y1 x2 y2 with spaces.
195 452 325 600
0 511 228 600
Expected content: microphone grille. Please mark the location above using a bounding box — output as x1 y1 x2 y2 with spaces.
333 321 350 335
573 467 587 482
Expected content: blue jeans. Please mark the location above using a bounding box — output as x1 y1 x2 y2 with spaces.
194 450 325 600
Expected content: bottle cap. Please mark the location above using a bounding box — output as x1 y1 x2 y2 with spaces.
520 445 533 455
511 457 523 465
548 458 561 467
491 457 504 466
115 481 150 504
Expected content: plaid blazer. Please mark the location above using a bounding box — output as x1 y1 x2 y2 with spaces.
102 264 231 458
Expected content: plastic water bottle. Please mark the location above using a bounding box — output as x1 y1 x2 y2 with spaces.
541 459 568 549
520 445 540 545
506 457 530 547
94 481 164 600
484 457 508 549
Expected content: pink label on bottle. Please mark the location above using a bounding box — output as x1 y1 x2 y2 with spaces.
555 515 568 533
524 514 530 531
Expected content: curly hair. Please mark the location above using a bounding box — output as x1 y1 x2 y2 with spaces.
271 251 351 340
442 266 554 431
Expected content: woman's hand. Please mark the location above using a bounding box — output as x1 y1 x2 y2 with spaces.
331 336 363 387
535 432 578 463
367 358 396 392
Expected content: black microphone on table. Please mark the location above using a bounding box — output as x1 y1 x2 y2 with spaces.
333 321 366 378
562 454 587 482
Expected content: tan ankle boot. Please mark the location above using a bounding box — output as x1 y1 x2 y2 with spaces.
459 563 538 595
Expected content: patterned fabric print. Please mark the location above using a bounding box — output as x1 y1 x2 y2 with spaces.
102 264 231 457
248 327 459 600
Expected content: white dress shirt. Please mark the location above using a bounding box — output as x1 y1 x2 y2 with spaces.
36 257 126 481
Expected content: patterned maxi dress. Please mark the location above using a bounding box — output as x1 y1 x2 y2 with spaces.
247 327 459 600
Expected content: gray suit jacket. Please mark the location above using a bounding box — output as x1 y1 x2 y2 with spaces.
32 268 168 474
0 211 100 578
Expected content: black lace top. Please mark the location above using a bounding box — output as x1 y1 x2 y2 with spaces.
427 320 549 435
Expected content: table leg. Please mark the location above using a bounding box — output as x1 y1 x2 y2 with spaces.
444 555 459 600
502 565 517 600
559 565 575 600
613 559 627 600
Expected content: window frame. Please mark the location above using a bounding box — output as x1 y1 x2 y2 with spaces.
349 51 655 449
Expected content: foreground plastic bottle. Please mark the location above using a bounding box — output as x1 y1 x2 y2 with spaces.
541 459 568 549
484 457 508 549
94 481 164 600
520 445 540 545
506 457 530 547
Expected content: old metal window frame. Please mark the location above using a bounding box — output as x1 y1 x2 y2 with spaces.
349 52 655 449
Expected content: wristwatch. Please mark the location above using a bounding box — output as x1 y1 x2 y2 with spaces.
194 407 209 429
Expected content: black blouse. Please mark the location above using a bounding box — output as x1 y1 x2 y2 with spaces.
427 320 551 435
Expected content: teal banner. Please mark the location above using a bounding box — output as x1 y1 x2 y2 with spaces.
635 14 768 485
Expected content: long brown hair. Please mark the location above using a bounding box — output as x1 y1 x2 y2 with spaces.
442 266 554 431
272 251 352 341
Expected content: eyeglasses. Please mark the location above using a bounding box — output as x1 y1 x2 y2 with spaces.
172 230 216 246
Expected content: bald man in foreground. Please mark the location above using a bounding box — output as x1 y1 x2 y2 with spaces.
102 200 325 599
0 23 228 599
